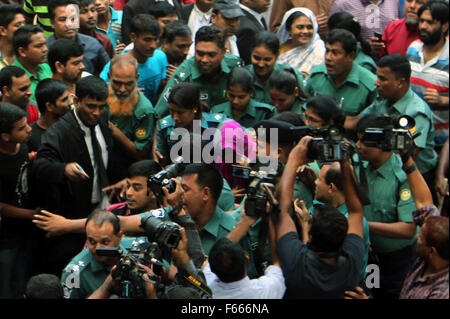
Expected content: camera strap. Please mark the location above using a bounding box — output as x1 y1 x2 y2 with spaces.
349 143 371 206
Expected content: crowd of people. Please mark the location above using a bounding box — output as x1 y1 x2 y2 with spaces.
0 0 448 300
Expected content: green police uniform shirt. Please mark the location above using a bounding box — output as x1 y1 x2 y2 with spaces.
354 44 377 75
108 91 157 152
246 63 305 105
360 88 438 174
217 178 236 212
210 98 278 129
61 236 148 299
304 63 377 116
356 154 418 254
154 54 243 118
156 112 227 159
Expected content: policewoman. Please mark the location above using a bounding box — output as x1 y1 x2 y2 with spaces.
210 67 278 129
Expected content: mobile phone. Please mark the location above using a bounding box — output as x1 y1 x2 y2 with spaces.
374 32 383 42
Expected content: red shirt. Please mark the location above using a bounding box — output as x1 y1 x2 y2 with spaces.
27 105 39 124
93 31 115 59
379 19 419 58
113 0 129 10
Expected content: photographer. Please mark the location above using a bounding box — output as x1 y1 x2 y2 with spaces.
275 135 365 298
61 209 153 299
355 112 418 299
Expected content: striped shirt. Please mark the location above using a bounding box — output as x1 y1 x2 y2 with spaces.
329 0 400 42
407 38 449 146
400 258 449 299
23 0 54 37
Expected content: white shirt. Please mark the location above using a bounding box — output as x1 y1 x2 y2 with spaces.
188 4 213 37
74 109 109 206
239 4 267 30
204 263 286 299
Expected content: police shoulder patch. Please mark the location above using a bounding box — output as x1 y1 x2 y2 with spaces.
135 128 147 139
400 189 412 201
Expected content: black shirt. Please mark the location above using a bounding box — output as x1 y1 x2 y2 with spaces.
0 144 32 248
27 121 46 152
277 232 365 299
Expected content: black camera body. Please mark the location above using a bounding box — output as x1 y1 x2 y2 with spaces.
140 214 181 249
291 126 347 162
232 165 276 218
147 156 185 198
361 115 417 152
96 242 164 299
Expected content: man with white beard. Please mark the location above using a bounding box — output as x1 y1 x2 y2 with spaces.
106 54 157 183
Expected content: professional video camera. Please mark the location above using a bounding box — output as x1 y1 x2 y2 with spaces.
360 115 418 152
96 242 164 299
232 165 278 218
147 156 185 205
140 214 181 250
290 125 348 162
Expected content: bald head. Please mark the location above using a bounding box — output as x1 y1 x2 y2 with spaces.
109 54 139 78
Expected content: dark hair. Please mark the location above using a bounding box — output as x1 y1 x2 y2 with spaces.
128 160 162 178
268 68 310 102
252 31 280 56
35 78 68 114
12 24 44 56
209 238 247 283
271 111 305 127
356 112 392 135
328 12 373 58
78 0 94 7
162 20 192 43
75 75 108 101
168 82 202 117
0 4 25 28
48 38 84 73
325 28 357 54
0 102 27 134
286 11 308 32
195 25 226 50
377 54 412 84
85 209 121 235
424 216 449 260
418 1 449 27
310 204 348 253
182 163 224 204
227 67 254 93
0 66 26 93
305 94 345 126
324 163 343 192
48 0 79 21
24 274 64 299
130 14 160 37
149 1 177 19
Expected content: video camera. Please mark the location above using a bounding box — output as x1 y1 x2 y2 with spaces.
147 156 185 205
290 125 348 162
360 115 419 152
232 165 277 218
140 214 181 250
96 242 164 299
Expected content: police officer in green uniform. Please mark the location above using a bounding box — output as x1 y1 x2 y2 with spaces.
245 31 306 106
61 210 150 299
358 54 437 177
356 113 418 299
181 163 259 278
304 29 377 122
106 56 158 183
210 67 278 129
154 25 243 118
268 68 308 114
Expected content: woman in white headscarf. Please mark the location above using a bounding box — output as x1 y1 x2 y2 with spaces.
276 8 326 77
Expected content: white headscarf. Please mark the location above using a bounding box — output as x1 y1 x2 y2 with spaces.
276 7 319 45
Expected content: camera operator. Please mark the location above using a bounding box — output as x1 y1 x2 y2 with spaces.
275 135 366 299
355 112 418 299
61 209 154 299
298 162 371 284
